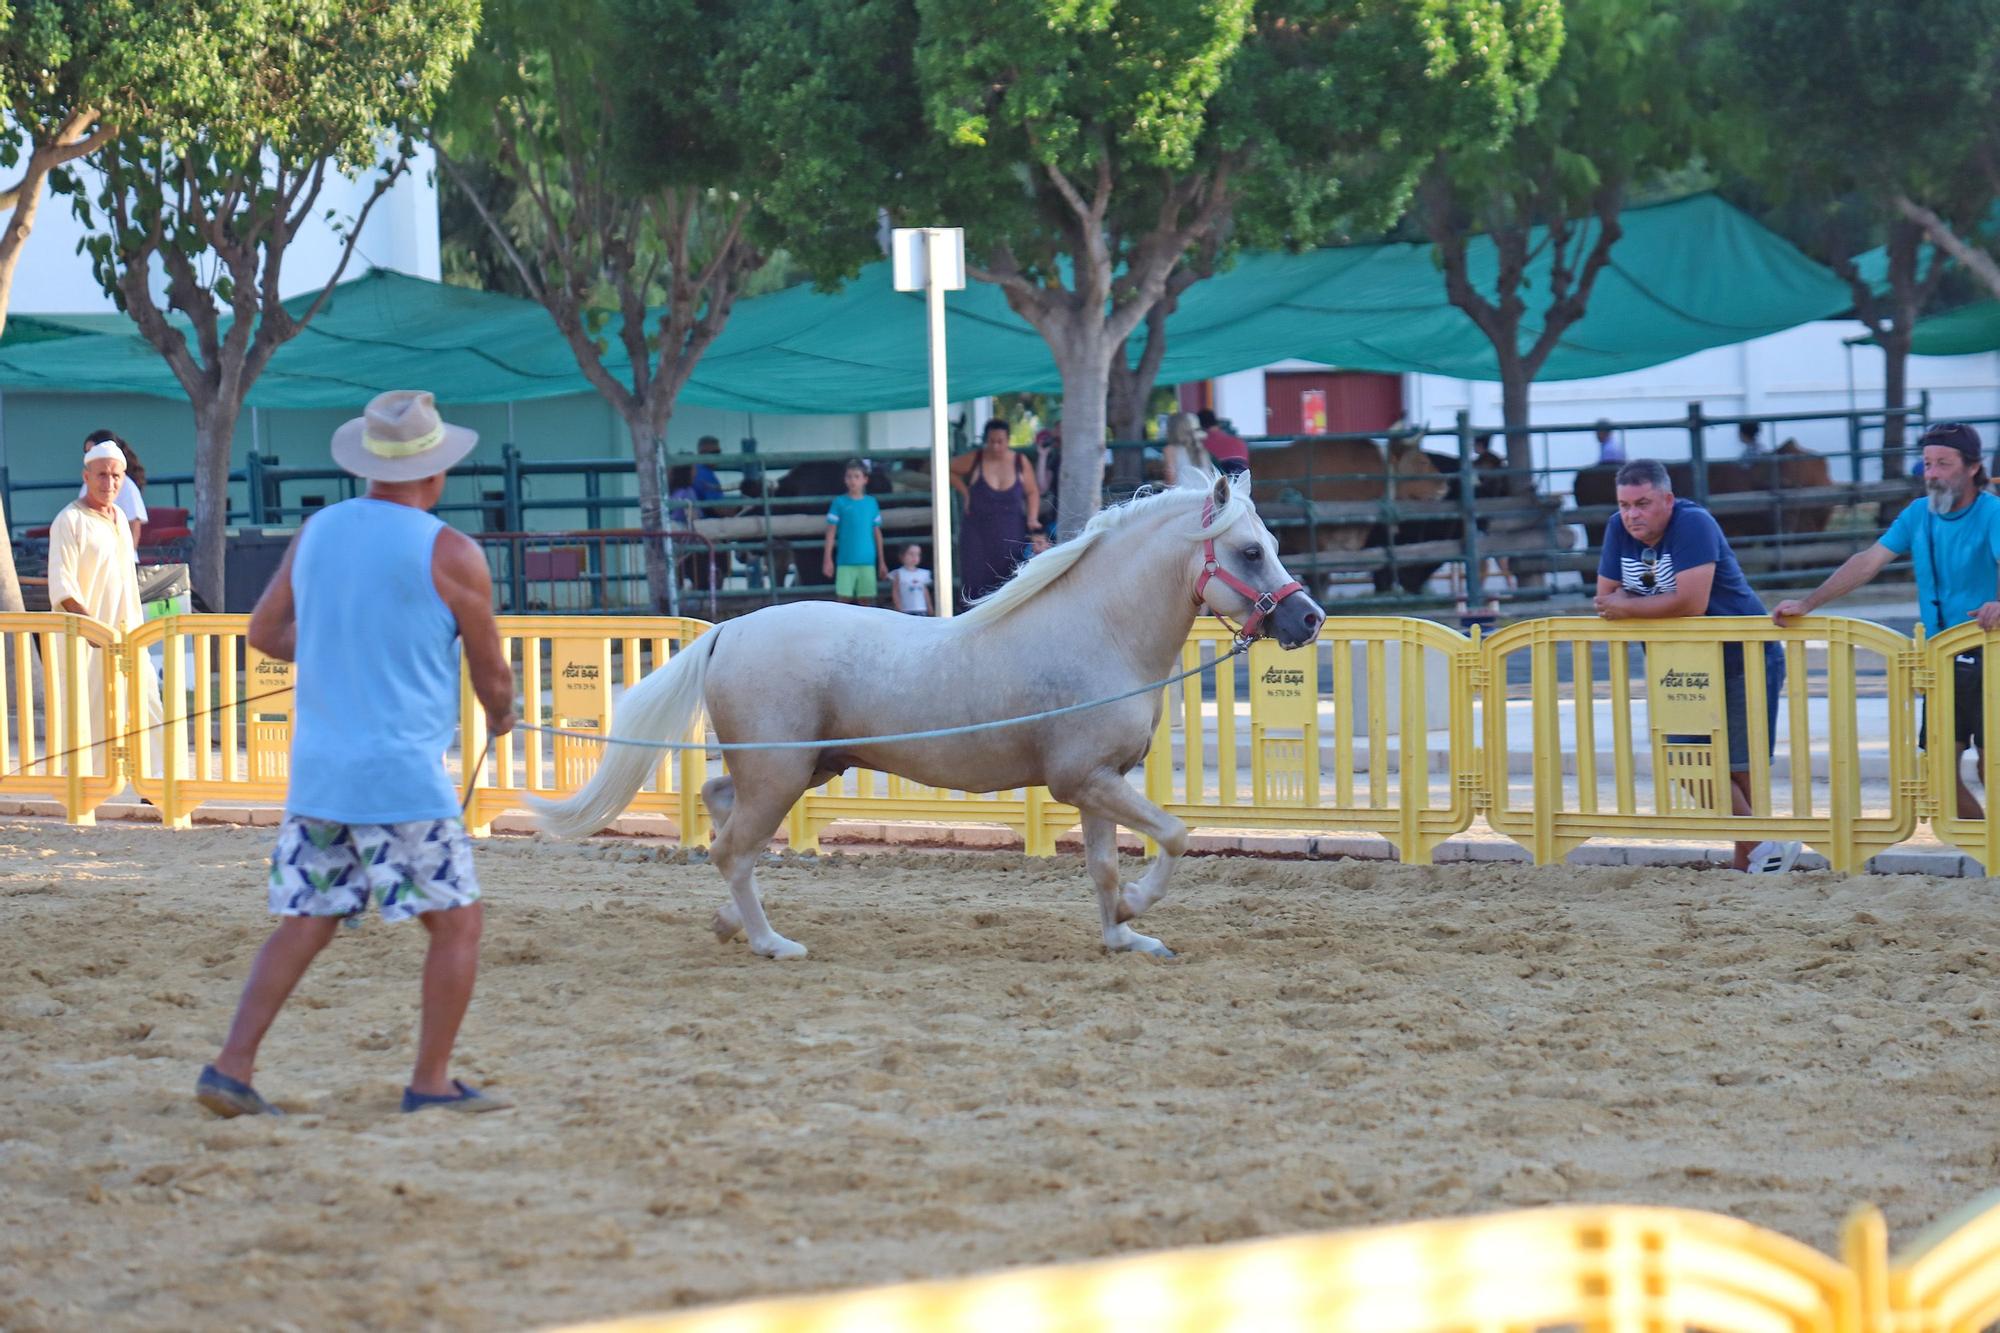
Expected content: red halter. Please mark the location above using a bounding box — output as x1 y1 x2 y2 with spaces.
1192 495 1307 644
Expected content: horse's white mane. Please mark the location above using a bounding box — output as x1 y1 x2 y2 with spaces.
960 469 1253 627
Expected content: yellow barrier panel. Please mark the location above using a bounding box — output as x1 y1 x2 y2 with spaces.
1919 623 2000 871
125 615 295 828
1135 617 1475 863
1864 1190 2000 1332
0 609 1967 873
788 773 1078 855
460 616 713 839
1481 616 1917 872
785 616 1473 859
552 1204 1860 1333
0 613 125 823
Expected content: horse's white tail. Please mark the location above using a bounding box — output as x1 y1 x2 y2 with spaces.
529 637 712 839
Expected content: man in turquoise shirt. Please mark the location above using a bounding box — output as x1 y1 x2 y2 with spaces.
1775 423 2000 818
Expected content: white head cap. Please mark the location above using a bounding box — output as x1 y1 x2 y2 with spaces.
83 441 124 466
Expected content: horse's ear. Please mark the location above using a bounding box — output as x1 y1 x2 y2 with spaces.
1210 471 1231 512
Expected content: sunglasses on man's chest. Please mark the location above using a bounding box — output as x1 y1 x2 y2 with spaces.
1639 548 1658 589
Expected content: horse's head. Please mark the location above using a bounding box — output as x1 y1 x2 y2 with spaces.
1190 472 1325 650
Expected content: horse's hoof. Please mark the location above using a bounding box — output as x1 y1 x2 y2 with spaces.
710 910 742 943
753 937 809 960
1105 926 1174 958
1113 890 1146 923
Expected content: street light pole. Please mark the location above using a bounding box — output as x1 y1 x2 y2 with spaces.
893 226 966 616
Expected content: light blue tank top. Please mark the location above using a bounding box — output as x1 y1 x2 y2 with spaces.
285 498 462 823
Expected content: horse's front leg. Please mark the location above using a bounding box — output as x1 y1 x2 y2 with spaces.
1080 813 1174 957
1067 770 1188 952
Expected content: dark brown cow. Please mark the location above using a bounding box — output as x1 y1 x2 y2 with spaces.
1574 440 1834 547
1249 437 1450 577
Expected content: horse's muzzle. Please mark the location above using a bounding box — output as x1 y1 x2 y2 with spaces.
1270 594 1325 650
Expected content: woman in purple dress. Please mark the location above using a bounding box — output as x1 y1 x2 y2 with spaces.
949 418 1044 606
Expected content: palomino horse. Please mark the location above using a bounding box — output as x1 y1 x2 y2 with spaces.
533 471 1325 959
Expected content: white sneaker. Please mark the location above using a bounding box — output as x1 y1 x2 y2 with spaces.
1745 840 1802 875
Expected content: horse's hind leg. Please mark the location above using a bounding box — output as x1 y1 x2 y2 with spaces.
701 775 744 941
1081 813 1174 958
706 757 821 959
1063 768 1188 927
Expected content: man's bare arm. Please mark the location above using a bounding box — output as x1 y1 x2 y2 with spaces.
433 529 515 735
1772 543 1896 621
246 530 304 661
1597 564 1716 620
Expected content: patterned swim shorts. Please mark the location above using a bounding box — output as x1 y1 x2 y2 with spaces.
268 816 481 922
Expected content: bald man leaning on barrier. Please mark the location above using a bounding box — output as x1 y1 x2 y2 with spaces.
197 390 518 1119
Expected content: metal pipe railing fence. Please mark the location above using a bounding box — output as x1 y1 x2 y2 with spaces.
2 403 1944 618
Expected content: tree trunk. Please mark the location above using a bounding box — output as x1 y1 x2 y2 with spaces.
626 414 672 612
1880 219 1926 479
1881 329 1912 483
1496 350 1534 497
1052 339 1114 541
190 399 240 612
1105 351 1147 486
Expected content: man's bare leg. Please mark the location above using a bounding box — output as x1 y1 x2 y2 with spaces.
410 902 483 1097
211 915 342 1084
1729 770 1756 872
1957 746 1987 821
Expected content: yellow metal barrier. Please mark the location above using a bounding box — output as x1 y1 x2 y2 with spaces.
0 613 125 823
1864 1190 2000 1331
1135 617 1475 863
1920 623 2000 870
784 616 1474 859
460 616 713 839
124 615 295 828
1481 616 1917 872
0 610 1975 874
554 1204 1861 1333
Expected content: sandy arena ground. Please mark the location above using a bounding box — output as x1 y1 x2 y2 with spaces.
3 820 1999 1330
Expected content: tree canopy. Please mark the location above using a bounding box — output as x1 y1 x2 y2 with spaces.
434 0 914 609
65 0 479 605
900 0 1563 538
1416 0 1726 481
1718 0 2000 463
0 0 247 611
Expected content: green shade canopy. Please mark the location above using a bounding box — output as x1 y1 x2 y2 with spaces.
0 193 1853 412
1908 300 2000 357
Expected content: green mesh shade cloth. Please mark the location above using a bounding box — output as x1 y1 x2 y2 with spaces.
0 193 1850 411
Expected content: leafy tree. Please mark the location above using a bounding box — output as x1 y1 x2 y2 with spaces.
67 0 479 607
0 1 222 612
906 0 1563 538
1414 0 1724 488
434 0 908 610
1718 0 2000 471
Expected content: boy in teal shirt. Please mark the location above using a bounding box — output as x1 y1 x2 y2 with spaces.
823 459 888 604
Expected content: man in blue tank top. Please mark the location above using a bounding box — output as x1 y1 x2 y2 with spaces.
197 391 517 1118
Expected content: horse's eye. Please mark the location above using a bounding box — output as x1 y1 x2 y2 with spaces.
1239 545 1263 564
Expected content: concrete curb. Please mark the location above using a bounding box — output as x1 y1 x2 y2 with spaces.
4 797 1984 878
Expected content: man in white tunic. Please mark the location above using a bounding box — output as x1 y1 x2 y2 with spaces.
46 441 161 772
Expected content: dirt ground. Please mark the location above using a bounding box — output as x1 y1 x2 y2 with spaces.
3 821 1998 1331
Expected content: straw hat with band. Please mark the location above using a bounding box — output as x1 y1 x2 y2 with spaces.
331 390 479 483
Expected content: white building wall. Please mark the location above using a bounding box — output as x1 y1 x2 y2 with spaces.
8 144 444 315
